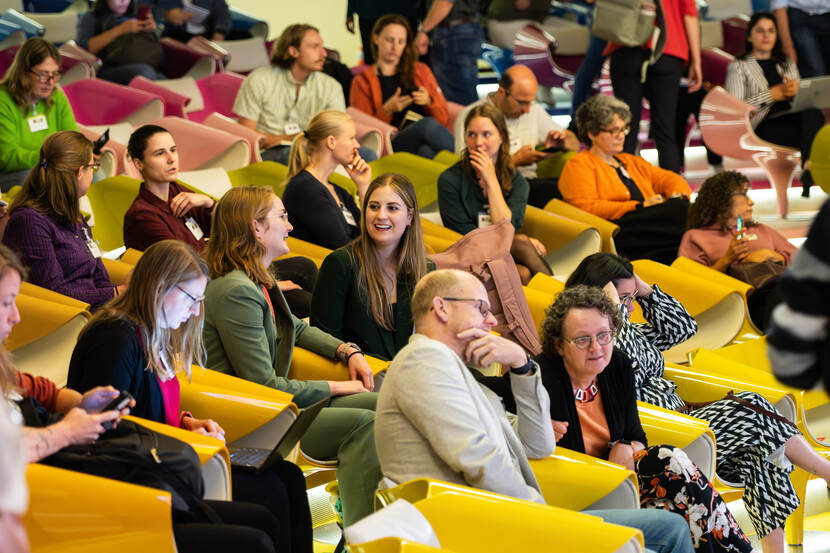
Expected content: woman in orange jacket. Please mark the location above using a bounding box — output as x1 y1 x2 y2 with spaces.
559 95 691 264
349 14 454 159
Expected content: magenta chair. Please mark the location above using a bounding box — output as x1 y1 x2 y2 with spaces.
721 15 750 58
346 107 397 157
62 78 165 127
129 72 245 122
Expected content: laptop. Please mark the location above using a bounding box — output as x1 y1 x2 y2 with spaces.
789 76 830 113
228 397 327 473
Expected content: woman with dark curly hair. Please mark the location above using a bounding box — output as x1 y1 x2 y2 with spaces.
679 170 794 326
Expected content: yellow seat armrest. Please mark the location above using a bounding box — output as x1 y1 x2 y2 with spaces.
421 217 463 242
527 273 564 296
664 362 792 406
6 293 89 351
229 161 288 194
543 198 620 252
670 257 753 297
289 346 389 382
522 285 555 335
285 237 332 264
120 248 144 265
19 281 89 309
102 257 133 286
349 537 445 553
519 205 593 253
123 415 229 467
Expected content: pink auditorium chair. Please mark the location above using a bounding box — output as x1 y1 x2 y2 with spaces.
0 42 94 85
202 112 264 164
62 78 165 126
699 86 801 217
128 72 245 122
346 106 397 158
513 23 583 94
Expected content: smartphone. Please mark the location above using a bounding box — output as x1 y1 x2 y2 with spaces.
137 5 151 20
101 391 133 431
735 215 744 240
92 128 109 156
535 144 567 154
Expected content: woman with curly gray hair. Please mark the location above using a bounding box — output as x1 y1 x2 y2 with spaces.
558 94 692 264
533 285 752 553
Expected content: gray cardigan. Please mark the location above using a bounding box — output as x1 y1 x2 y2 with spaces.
375 334 555 503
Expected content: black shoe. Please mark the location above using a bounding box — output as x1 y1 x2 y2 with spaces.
801 169 813 198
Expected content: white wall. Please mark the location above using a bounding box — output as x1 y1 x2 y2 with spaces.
231 0 365 66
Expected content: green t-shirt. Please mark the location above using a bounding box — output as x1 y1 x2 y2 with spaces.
0 85 78 173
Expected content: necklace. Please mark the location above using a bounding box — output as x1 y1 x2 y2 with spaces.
574 380 599 403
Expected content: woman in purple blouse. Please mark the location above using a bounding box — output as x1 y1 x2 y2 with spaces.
2 130 122 309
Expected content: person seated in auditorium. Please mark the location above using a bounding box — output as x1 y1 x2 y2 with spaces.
203 186 380 526
376 268 695 553
679 171 795 329
282 110 372 250
725 11 824 197
0 243 282 553
145 0 232 43
311 173 433 361
3 131 121 310
559 94 691 265
454 65 580 208
0 38 77 192
122 124 318 318
567 252 830 553
77 0 166 85
234 24 376 165
532 285 753 553
439 104 552 284
349 15 453 159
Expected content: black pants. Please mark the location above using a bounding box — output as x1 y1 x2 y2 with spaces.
754 108 825 166
527 178 561 209
610 48 686 173
610 197 689 265
675 86 723 169
232 460 313 553
270 256 319 319
173 500 279 553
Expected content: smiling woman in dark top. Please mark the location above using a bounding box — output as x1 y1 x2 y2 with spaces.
281 110 371 250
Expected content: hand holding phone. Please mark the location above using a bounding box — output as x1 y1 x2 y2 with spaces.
101 391 134 431
137 5 151 20
735 215 744 240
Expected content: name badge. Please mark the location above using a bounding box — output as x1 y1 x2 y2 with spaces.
341 205 357 227
509 137 522 154
744 233 758 241
86 238 101 258
284 122 301 135
27 115 48 132
184 217 204 241
477 211 492 228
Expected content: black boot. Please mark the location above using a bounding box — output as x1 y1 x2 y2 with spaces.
801 169 813 198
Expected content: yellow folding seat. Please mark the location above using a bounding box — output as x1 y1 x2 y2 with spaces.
369 153 448 209
85 175 142 251
288 346 389 382
519 206 601 275
282 237 331 268
350 537 445 553
228 161 288 193
25 464 177 553
544 198 620 254
431 151 460 166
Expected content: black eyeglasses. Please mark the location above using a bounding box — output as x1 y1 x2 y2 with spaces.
30 69 61 83
176 285 205 307
441 297 491 317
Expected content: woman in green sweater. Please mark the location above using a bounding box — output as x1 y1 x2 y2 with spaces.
0 38 77 192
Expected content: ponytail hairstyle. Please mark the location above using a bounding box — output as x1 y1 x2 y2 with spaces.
371 14 417 91
351 173 427 330
84 240 207 382
284 110 353 183
0 244 27 397
10 130 92 227
462 103 516 196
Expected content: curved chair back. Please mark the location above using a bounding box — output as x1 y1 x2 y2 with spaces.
214 36 270 74
811 124 830 194
203 112 264 164
63 78 165 126
513 23 578 92
85 175 141 250
369 152 447 209
721 15 749 57
347 106 397 158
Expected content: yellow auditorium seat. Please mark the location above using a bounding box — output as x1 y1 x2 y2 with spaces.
522 283 556 336
431 150 460 166
349 537 445 553
544 198 620 254
229 161 288 193
811 125 830 195
369 153 448 209
421 217 462 254
637 402 716 480
120 248 144 265
375 480 644 553
85 175 141 251
519 205 601 276
25 464 177 553
102 257 134 287
288 346 389 383
281 237 332 268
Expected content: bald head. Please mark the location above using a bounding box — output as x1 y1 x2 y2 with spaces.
496 65 538 118
411 270 479 325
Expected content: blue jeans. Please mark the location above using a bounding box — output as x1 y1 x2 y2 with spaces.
98 63 166 85
262 145 378 165
586 509 694 553
569 33 607 129
788 8 830 78
391 116 454 159
430 21 484 105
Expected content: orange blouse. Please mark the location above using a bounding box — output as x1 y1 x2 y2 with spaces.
575 389 612 459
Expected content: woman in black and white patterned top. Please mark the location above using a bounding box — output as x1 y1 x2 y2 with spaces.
566 253 830 553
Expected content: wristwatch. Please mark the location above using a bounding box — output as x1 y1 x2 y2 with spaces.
509 357 535 376
608 439 633 449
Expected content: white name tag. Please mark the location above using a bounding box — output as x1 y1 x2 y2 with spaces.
27 115 48 132
509 137 522 154
477 211 492 228
284 122 301 135
341 205 357 227
744 233 758 241
86 239 101 258
184 217 204 241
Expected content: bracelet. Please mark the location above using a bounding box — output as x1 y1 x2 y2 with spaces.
346 348 364 363
509 357 535 375
338 342 360 363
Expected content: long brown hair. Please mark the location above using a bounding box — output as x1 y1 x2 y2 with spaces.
284 110 352 183
350 173 427 330
10 130 91 227
371 15 417 91
462 103 516 196
0 37 61 115
84 241 207 381
206 186 276 287
0 244 27 396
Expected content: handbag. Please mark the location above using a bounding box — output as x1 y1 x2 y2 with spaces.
428 219 543 356
727 259 786 291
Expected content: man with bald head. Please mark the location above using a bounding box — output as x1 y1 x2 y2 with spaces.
454 65 580 207
375 269 694 553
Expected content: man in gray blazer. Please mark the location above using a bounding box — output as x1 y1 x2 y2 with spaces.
375 269 694 553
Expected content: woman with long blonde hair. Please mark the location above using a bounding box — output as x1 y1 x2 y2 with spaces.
281 110 372 249
311 173 431 360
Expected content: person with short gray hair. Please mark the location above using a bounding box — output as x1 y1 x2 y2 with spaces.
573 95 631 147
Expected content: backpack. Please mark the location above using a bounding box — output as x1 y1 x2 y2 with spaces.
428 219 542 356
592 0 667 80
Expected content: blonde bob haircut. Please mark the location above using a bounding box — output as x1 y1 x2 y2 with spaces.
284 110 353 184
351 173 427 330
84 240 208 382
10 130 91 227
206 186 276 287
0 243 27 396
0 37 61 115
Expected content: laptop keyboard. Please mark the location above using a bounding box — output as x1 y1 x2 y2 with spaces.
229 447 270 467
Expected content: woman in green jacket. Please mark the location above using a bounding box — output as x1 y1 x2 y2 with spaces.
311 173 431 361
203 186 379 526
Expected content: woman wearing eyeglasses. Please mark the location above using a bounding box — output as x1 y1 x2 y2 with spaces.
530 286 752 553
2 131 120 311
558 94 691 265
566 252 830 553
0 38 78 192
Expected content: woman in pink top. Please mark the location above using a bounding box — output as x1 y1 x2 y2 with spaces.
679 171 795 328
